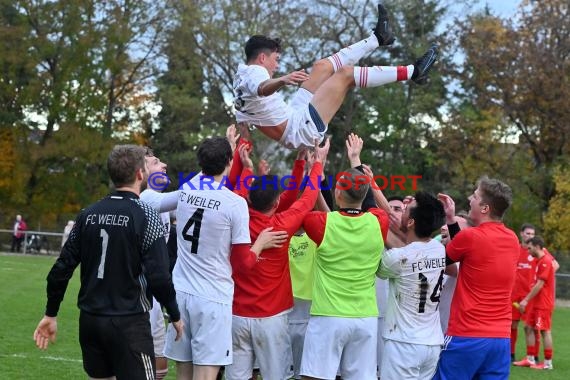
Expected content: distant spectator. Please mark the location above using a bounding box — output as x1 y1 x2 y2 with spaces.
11 214 27 253
61 220 75 248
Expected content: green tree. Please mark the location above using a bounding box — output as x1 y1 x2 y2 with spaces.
443 0 569 225
544 165 570 252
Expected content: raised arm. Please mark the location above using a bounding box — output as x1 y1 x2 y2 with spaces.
233 144 255 199
362 164 391 215
275 139 330 235
277 148 308 212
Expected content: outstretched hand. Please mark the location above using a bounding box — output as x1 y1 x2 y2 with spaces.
33 316 57 350
283 70 310 85
250 227 289 259
314 137 330 163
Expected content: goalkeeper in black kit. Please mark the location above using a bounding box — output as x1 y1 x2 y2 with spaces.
33 145 184 380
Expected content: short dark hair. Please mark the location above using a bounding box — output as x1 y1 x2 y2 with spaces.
249 175 280 213
520 223 536 232
477 176 513 219
408 191 445 238
197 137 232 176
528 236 544 249
388 195 404 202
107 145 147 188
245 35 282 62
143 146 154 157
336 168 369 204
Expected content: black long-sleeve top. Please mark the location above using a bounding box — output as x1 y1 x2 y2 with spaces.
45 191 180 322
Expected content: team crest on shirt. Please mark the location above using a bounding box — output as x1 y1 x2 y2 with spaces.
528 255 534 262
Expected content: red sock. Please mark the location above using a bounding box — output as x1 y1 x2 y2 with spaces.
544 348 553 360
534 330 541 359
510 328 518 354
527 345 536 356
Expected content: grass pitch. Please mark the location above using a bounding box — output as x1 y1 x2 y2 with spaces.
1 253 568 379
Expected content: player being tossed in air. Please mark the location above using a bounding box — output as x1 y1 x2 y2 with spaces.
233 3 438 149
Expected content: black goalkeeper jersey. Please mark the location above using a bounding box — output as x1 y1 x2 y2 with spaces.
45 190 180 321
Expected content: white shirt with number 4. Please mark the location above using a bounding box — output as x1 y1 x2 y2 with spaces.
378 239 446 346
173 175 250 305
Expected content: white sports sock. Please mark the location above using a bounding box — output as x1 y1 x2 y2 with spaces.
327 34 380 72
353 65 414 88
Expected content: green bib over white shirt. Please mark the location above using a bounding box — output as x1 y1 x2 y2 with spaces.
311 211 384 317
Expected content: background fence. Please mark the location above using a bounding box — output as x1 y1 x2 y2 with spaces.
0 229 63 256
2 229 569 299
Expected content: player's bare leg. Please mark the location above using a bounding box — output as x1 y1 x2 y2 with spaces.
193 364 222 380
176 361 193 379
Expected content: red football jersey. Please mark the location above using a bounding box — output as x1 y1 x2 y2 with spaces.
511 245 534 300
446 222 519 338
530 253 555 311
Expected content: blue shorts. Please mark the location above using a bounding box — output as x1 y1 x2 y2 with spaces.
432 336 510 380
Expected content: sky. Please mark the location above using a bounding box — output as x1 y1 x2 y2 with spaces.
482 0 521 16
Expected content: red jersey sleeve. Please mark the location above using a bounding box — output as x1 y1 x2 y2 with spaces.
277 159 305 212
273 162 322 235
233 167 254 199
536 255 554 282
230 243 258 273
446 228 473 263
302 211 327 246
227 139 252 189
367 208 389 242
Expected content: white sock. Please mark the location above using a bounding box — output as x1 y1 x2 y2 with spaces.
353 65 415 88
527 355 536 363
327 34 379 71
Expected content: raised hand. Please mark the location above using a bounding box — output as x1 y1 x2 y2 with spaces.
226 124 240 152
314 137 330 163
346 133 363 167
236 122 251 142
258 159 271 175
238 144 253 169
437 193 456 225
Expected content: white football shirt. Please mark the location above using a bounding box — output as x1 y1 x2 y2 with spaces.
233 64 291 126
378 239 445 345
173 174 250 304
439 264 458 334
140 189 177 240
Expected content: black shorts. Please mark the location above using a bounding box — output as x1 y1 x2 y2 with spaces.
79 311 155 379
